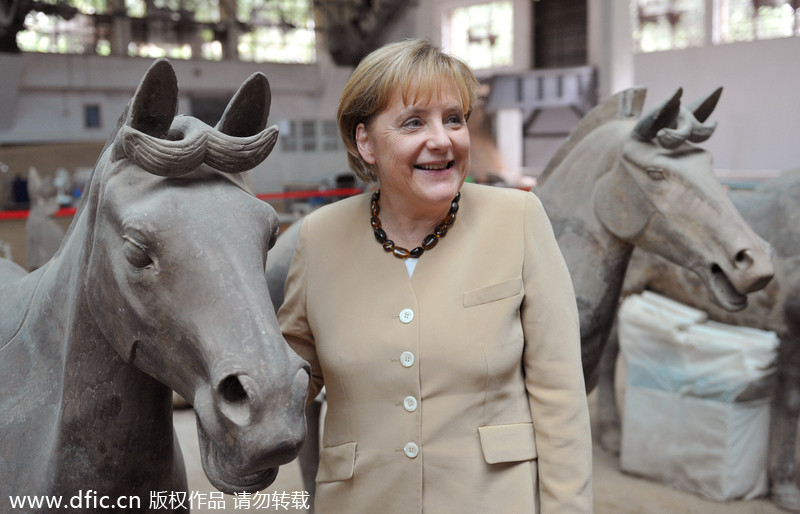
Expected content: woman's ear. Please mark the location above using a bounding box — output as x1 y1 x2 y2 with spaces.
356 123 376 165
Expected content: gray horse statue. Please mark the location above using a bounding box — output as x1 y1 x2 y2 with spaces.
24 166 66 271
597 168 800 510
266 86 775 502
534 86 773 390
0 59 310 512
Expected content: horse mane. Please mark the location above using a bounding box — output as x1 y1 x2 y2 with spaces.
537 87 648 185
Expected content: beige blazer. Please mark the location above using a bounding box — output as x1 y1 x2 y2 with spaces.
279 182 592 513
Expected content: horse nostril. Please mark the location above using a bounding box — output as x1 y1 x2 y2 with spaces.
217 374 252 426
219 375 248 404
734 249 754 270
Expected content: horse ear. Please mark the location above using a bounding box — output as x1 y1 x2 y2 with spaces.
216 73 271 137
685 87 723 123
128 59 179 138
632 88 683 142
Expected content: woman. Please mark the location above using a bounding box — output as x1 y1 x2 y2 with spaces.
279 39 592 513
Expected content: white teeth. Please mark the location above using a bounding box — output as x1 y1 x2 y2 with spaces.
416 161 453 171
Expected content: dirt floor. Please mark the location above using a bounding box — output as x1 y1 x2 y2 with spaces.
174 390 790 513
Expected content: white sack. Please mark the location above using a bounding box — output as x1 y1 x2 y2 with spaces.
618 292 778 501
619 291 778 402
621 387 770 501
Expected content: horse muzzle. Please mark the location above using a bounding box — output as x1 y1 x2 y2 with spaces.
194 363 310 493
702 244 774 312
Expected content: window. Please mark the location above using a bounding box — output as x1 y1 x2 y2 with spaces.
444 1 514 71
279 120 344 154
84 104 101 128
715 0 800 43
236 0 316 63
632 0 799 52
15 0 315 63
300 120 317 152
632 0 706 52
320 120 342 152
280 120 299 153
533 0 587 68
18 10 104 55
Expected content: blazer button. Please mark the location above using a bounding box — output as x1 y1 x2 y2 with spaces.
400 351 415 367
403 396 418 412
404 442 419 458
399 308 414 323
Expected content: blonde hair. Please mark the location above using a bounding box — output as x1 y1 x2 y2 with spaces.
337 39 480 182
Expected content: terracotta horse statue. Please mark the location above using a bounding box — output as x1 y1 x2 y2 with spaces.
596 168 800 510
0 59 310 511
266 86 775 501
534 86 773 390
24 166 66 271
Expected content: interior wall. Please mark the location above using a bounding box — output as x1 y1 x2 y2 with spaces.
0 52 353 195
633 37 800 177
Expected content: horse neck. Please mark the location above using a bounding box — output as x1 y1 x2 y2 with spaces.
30 210 175 462
535 125 636 358
55 299 174 432
536 123 635 267
41 251 178 494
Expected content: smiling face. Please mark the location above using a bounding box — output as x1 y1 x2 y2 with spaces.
356 82 470 216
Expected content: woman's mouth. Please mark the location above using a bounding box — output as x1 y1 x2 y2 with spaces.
415 161 454 171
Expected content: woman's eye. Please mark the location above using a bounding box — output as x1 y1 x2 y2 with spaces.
646 167 666 181
402 118 422 129
123 238 154 269
447 114 464 125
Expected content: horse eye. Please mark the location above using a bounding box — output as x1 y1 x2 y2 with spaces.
646 168 666 181
123 239 154 269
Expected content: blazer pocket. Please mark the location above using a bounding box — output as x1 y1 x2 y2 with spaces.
477 423 537 464
316 441 357 483
463 277 523 308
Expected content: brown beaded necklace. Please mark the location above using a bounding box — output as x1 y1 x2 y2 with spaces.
370 189 460 260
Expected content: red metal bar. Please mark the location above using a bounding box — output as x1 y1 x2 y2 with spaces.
0 206 77 221
256 187 363 201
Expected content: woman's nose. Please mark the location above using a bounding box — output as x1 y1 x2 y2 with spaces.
426 123 452 151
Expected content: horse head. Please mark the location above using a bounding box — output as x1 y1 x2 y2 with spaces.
81 59 309 493
592 87 773 311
